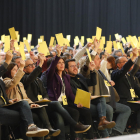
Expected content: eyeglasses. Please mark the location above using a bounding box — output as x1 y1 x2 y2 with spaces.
24 63 36 68
70 65 77 68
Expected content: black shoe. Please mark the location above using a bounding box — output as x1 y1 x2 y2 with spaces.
110 129 122 137
48 128 61 137
74 123 91 134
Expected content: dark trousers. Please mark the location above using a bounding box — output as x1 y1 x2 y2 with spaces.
0 100 33 140
46 101 79 140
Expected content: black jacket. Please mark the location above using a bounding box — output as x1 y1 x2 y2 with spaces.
21 66 49 102
111 59 140 104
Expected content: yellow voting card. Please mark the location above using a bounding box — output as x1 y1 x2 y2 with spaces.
38 39 42 44
31 46 34 49
105 41 112 54
115 33 119 40
14 42 19 51
62 95 68 105
1 35 5 42
96 27 102 40
121 37 126 44
17 35 20 42
19 42 26 60
9 27 17 40
38 41 50 56
40 36 44 42
55 33 64 46
117 42 121 49
126 37 130 43
113 41 118 50
66 35 71 42
24 40 31 52
23 37 26 41
86 48 92 62
102 36 105 44
27 34 32 41
99 39 104 50
81 36 84 43
120 43 124 53
86 38 93 43
74 39 78 46
4 36 10 52
64 38 70 46
74 88 91 108
49 37 55 46
109 35 111 41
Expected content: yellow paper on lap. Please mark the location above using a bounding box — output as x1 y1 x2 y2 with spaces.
104 80 111 86
9 27 17 40
74 88 91 108
96 27 102 40
38 95 43 101
24 40 31 52
86 48 92 62
62 95 68 105
49 37 55 46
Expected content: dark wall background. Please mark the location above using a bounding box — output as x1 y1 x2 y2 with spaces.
0 0 140 46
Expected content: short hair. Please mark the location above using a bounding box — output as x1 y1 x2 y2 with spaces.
115 57 121 65
65 59 76 69
99 52 105 59
12 56 21 62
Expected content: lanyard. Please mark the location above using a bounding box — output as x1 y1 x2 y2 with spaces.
125 74 132 89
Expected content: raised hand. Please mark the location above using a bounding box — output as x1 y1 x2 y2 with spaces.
19 59 25 70
5 51 13 65
56 45 62 57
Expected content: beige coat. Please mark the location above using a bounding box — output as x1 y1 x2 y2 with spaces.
3 69 33 104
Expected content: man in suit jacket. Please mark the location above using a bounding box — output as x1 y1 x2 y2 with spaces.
111 48 140 130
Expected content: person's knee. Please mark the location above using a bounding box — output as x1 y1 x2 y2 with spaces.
19 100 30 107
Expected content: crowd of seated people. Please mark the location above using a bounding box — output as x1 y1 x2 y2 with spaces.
0 36 140 140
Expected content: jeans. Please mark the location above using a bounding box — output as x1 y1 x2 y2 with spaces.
0 100 33 140
90 103 113 138
113 102 131 134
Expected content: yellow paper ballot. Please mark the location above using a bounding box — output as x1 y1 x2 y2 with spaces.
27 34 32 41
117 42 121 49
17 35 20 42
105 41 112 54
23 37 26 41
113 41 118 50
31 46 34 49
66 35 71 42
92 36 96 42
115 33 119 40
15 31 19 36
49 37 55 46
19 42 26 60
53 40 56 46
96 27 102 40
99 39 104 50
120 43 124 53
9 27 17 40
86 38 93 43
138 37 140 42
62 95 68 105
126 37 130 43
14 42 19 51
24 40 31 52
109 35 111 41
121 37 126 44
1 35 5 42
64 38 70 46
86 48 92 62
4 36 10 52
38 41 50 56
38 39 42 44
38 95 43 101
74 88 91 108
75 36 80 44
40 36 44 42
74 39 78 46
102 36 105 44
55 33 64 46
81 36 84 43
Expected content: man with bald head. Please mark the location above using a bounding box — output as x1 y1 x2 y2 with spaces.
111 48 140 132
